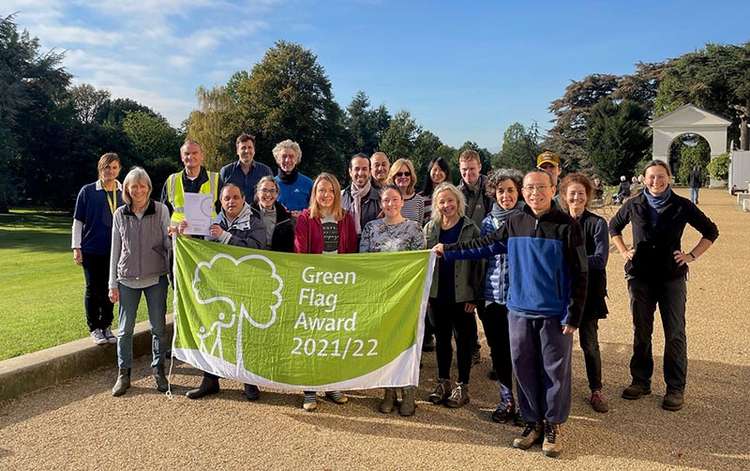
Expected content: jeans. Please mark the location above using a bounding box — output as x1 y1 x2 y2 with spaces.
429 300 477 384
81 252 114 332
628 276 688 392
690 187 699 204
578 316 603 391
116 275 168 369
479 303 515 400
508 311 573 424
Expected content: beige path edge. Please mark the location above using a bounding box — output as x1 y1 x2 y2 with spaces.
0 317 173 401
1 189 748 471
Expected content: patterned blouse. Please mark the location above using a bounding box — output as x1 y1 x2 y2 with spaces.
359 218 425 253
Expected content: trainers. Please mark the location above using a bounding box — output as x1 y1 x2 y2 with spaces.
445 383 470 408
324 390 348 404
622 383 651 400
428 378 451 404
90 329 108 345
103 327 117 344
662 390 684 411
302 391 318 411
589 389 609 413
512 422 544 450
542 422 562 458
491 401 516 423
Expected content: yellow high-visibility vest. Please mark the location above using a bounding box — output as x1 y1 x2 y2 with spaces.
166 170 219 224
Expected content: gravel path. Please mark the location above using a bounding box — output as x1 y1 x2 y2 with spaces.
1 188 748 470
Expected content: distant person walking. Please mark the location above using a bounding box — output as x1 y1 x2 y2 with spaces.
72 152 124 346
610 160 718 412
688 165 703 205
109 167 171 397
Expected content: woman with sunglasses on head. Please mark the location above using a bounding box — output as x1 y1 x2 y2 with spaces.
387 159 425 225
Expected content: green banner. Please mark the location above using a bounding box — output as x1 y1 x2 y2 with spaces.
172 236 435 390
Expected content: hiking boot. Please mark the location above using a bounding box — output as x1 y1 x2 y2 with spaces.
379 388 397 413
399 387 417 416
303 391 318 411
112 368 131 397
428 378 451 404
325 390 348 404
91 329 108 346
491 401 516 423
243 384 260 401
622 383 651 400
662 389 684 411
589 389 609 413
542 422 562 458
445 383 470 408
512 422 544 450
103 327 117 344
185 374 220 399
153 365 169 392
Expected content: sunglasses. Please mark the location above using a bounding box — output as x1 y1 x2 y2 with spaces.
395 171 411 178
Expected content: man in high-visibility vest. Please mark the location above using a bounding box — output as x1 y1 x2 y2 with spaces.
161 139 220 230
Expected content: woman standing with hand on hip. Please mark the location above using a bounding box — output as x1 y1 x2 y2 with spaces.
72 153 124 345
610 160 718 412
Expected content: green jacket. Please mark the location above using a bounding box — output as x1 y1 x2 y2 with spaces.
424 216 484 303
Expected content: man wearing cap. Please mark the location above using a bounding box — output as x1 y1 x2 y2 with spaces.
219 133 273 198
536 151 562 208
370 151 390 189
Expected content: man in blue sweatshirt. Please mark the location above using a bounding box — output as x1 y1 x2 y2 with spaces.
434 170 587 458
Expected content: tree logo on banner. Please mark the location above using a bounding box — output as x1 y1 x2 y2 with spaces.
191 253 283 372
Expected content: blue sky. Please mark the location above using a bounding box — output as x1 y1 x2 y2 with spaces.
5 0 749 151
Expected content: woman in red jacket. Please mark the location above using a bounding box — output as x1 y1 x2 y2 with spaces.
294 172 357 410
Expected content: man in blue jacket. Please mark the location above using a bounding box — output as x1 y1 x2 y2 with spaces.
434 170 587 458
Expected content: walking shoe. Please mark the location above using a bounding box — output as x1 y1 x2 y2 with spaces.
445 383 470 408
542 422 562 458
185 374 220 399
91 329 108 345
103 327 117 344
491 401 516 423
243 384 260 401
662 390 684 411
153 365 169 392
589 389 609 413
111 368 131 397
428 378 451 404
399 387 417 416
512 422 544 450
379 388 397 413
324 390 348 404
622 383 651 400
303 392 318 411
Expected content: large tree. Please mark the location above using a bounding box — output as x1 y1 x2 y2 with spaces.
495 122 541 172
69 83 110 124
186 85 240 171
586 99 651 184
230 41 348 178
379 110 421 164
122 111 182 185
344 91 391 156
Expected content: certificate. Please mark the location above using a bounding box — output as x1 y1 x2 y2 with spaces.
183 193 213 236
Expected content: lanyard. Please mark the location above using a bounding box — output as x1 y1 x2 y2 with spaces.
102 181 118 215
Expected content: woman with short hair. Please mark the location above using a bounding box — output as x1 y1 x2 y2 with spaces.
423 183 483 409
72 152 124 345
251 176 295 252
559 173 610 413
109 167 171 397
294 173 357 410
360 184 425 416
387 158 425 225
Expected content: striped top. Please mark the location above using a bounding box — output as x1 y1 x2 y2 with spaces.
401 193 425 225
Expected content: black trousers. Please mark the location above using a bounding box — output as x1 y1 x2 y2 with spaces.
578 316 603 391
478 303 514 391
81 252 114 332
429 300 476 384
628 276 688 392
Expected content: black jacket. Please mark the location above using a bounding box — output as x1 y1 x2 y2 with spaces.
251 201 295 253
609 191 719 281
579 210 608 319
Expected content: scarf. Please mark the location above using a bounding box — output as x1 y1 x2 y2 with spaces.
278 167 299 184
643 186 672 227
350 180 371 234
489 202 518 228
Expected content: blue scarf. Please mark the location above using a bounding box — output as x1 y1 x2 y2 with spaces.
490 202 518 227
643 187 672 227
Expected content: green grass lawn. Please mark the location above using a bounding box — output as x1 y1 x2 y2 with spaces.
0 209 160 361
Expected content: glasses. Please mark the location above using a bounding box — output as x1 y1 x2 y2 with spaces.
523 184 550 193
395 172 411 178
259 188 277 194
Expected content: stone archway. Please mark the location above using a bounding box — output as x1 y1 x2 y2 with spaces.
651 104 730 185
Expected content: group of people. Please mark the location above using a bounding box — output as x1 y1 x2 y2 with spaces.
72 134 718 459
